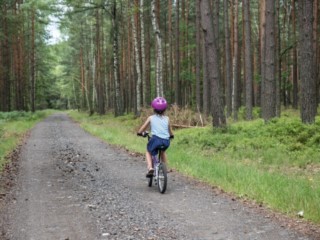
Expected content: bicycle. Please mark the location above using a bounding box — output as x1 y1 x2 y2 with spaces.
138 131 169 194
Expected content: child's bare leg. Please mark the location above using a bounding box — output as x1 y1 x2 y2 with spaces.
146 151 153 170
160 151 167 163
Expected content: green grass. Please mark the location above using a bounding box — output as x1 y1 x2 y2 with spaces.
68 110 320 224
0 110 55 170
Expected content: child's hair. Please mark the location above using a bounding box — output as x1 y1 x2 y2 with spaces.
154 109 165 115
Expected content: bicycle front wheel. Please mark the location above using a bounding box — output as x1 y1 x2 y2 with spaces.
157 163 167 193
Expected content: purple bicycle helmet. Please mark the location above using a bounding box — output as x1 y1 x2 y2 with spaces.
151 97 167 111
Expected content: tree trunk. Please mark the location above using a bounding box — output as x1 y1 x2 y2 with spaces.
196 1 202 112
151 0 163 97
292 0 298 109
275 0 281 116
131 1 142 116
262 0 276 121
31 8 36 112
140 0 147 107
168 0 174 104
213 0 221 103
259 0 266 109
224 0 232 118
202 30 210 116
3 2 12 111
80 48 86 110
175 0 181 104
112 0 123 116
298 0 317 123
145 9 151 105
95 9 105 115
232 0 239 120
200 0 226 128
282 1 290 108
243 0 253 120
313 0 319 104
0 4 9 111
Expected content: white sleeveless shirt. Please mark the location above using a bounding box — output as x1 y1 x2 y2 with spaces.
150 114 170 139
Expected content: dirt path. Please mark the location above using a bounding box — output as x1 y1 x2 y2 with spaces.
0 113 318 240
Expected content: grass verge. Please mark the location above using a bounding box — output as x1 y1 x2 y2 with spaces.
68 110 320 224
0 110 55 170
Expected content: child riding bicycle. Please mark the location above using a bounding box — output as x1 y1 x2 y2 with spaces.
137 97 174 177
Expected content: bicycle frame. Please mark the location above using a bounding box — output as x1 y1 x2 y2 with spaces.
152 148 164 177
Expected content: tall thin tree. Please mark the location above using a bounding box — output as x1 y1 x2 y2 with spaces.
140 0 147 106
175 0 181 104
224 0 232 117
262 0 276 121
131 1 142 116
196 1 202 112
292 0 298 109
30 8 36 112
112 0 123 116
298 0 317 123
232 0 239 120
243 0 253 120
200 0 226 127
151 0 164 97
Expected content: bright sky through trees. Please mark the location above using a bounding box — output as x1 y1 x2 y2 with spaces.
47 16 61 44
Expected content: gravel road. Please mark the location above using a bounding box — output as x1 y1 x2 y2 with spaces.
0 113 318 240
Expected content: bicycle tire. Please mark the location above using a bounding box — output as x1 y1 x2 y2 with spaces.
157 163 167 193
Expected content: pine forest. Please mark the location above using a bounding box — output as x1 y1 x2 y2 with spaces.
0 0 319 127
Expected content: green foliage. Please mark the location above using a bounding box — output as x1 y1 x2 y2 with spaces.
180 70 195 84
237 106 261 120
254 73 261 84
281 71 293 91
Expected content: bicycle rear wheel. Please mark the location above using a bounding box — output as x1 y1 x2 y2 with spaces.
157 163 167 193
148 175 153 187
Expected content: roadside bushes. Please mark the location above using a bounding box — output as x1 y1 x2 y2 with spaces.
265 117 320 151
0 111 28 121
0 110 53 170
174 116 320 169
0 111 47 122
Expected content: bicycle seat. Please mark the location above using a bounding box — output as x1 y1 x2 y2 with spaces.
157 145 167 150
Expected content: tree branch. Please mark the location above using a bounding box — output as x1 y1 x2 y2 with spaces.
280 43 296 58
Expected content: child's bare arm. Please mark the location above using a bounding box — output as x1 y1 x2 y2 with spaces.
137 116 151 134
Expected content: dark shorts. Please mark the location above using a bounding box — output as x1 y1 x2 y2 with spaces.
147 135 170 156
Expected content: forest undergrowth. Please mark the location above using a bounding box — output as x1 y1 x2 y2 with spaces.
69 107 320 225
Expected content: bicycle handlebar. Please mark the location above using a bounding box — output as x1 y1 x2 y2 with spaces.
137 131 149 138
137 131 174 139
